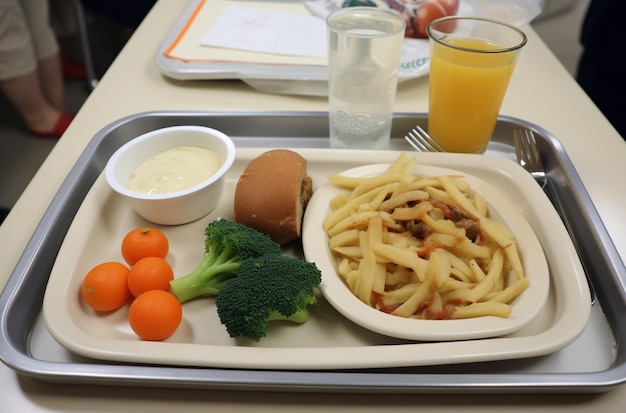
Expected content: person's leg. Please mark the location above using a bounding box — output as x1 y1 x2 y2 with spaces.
20 0 66 111
0 69 63 133
37 52 64 110
0 0 72 137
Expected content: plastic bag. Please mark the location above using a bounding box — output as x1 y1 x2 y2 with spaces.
304 0 542 38
305 0 460 38
467 0 542 27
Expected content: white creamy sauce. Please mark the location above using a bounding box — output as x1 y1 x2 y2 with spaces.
127 146 223 194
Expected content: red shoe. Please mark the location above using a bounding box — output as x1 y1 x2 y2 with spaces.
63 60 87 80
27 112 75 139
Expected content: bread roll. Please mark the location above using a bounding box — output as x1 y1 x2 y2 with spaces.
234 150 313 244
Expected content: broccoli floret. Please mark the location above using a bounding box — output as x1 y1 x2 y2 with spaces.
169 219 282 303
216 254 322 341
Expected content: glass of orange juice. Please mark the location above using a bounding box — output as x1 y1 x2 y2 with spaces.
427 17 527 153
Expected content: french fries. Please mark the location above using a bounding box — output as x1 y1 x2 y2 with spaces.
323 153 528 320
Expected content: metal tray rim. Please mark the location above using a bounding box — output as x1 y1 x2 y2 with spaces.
1 110 625 393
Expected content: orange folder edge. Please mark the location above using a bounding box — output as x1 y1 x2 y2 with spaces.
162 0 206 62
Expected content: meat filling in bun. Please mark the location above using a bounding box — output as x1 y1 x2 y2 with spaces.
234 149 313 244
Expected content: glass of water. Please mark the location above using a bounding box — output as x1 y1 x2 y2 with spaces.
326 7 405 149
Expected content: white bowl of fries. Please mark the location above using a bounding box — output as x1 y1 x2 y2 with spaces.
302 156 550 341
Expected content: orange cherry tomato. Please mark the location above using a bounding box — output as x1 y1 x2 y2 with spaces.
81 261 131 312
127 256 174 297
121 227 169 266
128 290 183 341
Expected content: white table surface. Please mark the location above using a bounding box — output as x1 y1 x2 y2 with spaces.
2 0 626 411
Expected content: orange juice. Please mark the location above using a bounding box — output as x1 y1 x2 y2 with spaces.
428 38 518 153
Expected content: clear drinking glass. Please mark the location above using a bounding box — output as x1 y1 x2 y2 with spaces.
326 7 405 149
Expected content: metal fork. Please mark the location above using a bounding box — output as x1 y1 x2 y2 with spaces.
404 125 446 153
513 129 596 304
513 129 547 189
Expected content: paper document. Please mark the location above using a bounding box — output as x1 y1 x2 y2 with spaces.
201 5 327 58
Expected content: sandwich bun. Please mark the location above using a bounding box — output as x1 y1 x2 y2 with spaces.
234 149 313 244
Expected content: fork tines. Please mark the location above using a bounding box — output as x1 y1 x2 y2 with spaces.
404 126 446 153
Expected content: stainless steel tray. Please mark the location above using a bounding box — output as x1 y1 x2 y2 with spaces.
1 111 625 393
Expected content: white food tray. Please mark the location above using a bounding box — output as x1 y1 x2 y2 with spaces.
43 149 589 370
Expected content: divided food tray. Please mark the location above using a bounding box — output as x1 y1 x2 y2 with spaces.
1 111 626 393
